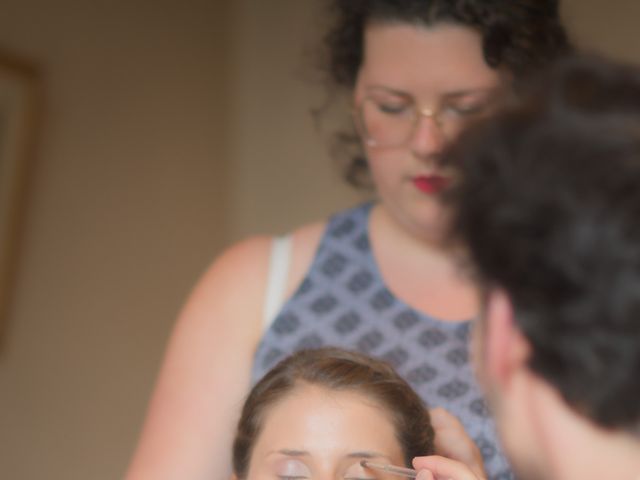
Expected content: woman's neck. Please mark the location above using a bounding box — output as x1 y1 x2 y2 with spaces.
368 203 478 321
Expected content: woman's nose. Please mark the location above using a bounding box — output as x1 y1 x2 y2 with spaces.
409 114 446 159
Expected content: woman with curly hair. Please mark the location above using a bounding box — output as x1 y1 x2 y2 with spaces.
126 2 570 479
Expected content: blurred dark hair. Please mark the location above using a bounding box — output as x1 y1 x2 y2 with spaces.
232 347 435 478
321 0 572 188
443 54 640 435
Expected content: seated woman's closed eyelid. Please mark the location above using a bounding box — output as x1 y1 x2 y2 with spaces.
342 454 391 480
270 455 312 480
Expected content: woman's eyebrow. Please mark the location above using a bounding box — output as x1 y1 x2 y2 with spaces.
275 449 310 457
364 85 411 97
363 85 498 99
442 87 499 99
346 451 387 459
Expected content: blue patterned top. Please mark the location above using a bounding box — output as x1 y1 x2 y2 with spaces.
251 203 513 480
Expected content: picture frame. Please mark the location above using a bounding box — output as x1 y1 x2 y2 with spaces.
0 51 40 348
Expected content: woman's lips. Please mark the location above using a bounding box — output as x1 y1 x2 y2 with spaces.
412 175 450 194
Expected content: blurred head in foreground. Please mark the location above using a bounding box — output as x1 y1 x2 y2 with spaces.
443 55 640 480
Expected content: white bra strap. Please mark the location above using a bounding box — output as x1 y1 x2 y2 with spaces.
263 235 293 330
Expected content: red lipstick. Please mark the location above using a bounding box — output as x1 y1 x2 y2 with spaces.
413 175 450 194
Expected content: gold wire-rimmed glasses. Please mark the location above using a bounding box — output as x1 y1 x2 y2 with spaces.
352 86 500 148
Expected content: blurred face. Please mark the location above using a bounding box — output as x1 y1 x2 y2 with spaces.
472 296 545 480
241 384 406 480
354 22 504 240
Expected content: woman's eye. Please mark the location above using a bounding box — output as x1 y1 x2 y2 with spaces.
275 459 311 479
446 102 489 116
343 461 378 480
376 102 411 115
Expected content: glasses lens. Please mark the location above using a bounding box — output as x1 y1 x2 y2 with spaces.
357 96 415 147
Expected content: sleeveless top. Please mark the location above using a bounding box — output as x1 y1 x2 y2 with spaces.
251 203 514 480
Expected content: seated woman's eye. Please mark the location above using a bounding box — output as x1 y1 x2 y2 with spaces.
275 459 311 479
343 461 377 480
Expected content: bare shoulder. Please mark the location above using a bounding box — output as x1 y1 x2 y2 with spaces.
285 219 327 296
291 218 326 255
179 235 273 334
126 236 274 478
199 235 272 293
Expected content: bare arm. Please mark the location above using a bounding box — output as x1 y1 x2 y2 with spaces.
125 236 272 480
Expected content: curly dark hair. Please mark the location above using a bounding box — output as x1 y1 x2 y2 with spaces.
321 0 572 188
232 347 435 478
443 55 640 434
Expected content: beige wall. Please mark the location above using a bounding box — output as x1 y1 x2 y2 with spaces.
563 0 640 63
0 1 639 479
226 0 363 240
0 1 231 478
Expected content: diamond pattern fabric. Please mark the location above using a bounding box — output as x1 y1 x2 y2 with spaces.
251 203 513 480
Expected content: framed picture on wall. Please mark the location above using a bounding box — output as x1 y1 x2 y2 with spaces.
0 51 40 349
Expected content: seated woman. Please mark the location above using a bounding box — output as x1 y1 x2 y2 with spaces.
231 347 435 479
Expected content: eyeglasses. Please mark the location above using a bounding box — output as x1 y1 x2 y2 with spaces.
353 87 498 148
